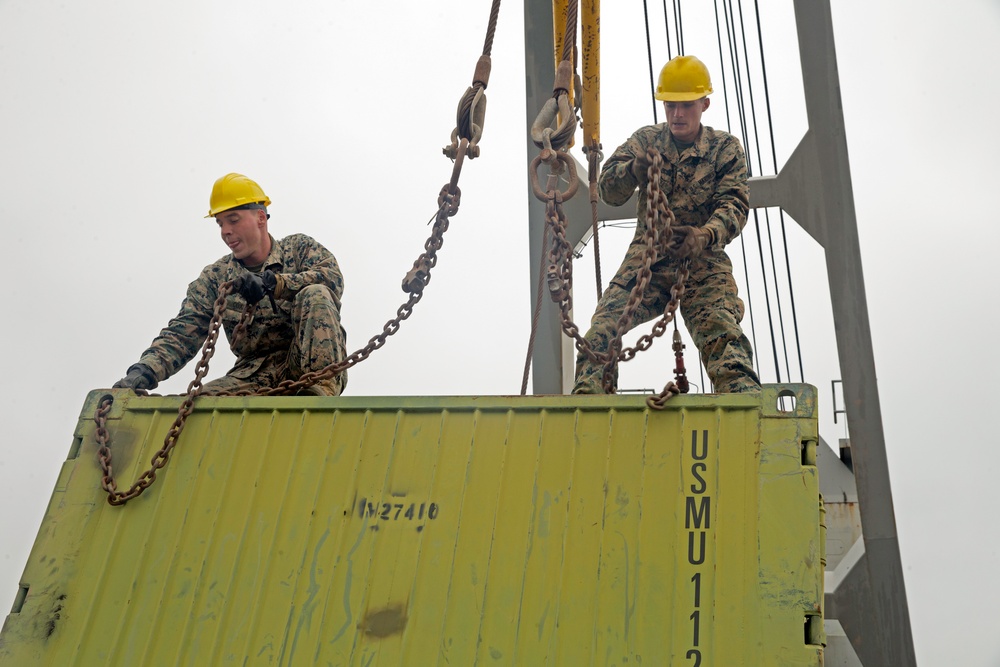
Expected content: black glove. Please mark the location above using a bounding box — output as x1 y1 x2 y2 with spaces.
113 363 157 391
233 270 278 306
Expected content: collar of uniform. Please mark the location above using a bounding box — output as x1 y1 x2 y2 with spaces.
657 123 681 162
258 234 285 272
662 124 711 161
692 125 713 157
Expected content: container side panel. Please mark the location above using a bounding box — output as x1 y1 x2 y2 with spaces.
351 409 446 664
0 388 822 667
402 409 479 665
591 407 649 666
757 388 824 667
323 409 397 666
123 408 223 667
475 409 544 665
436 409 510 666
712 408 757 665
550 408 612 665
512 408 577 664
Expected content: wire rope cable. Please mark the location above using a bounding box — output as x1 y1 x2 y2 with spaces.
722 0 783 383
714 0 763 383
674 0 685 54
642 0 660 123
733 0 794 384
662 0 674 60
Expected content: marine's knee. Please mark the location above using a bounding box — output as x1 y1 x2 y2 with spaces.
294 285 342 319
295 283 336 304
586 306 621 342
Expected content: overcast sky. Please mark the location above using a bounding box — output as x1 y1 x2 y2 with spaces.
1 0 999 664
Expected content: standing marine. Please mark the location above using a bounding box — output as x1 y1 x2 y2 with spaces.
113 173 348 396
573 55 760 394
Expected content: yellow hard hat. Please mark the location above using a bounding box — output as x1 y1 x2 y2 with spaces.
655 55 713 102
205 173 272 218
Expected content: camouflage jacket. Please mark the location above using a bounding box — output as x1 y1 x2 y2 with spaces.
599 124 749 284
138 233 344 382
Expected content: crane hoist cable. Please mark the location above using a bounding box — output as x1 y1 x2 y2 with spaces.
529 0 583 155
96 1 508 506
445 0 504 159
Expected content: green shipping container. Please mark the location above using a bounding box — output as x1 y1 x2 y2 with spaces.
0 385 823 666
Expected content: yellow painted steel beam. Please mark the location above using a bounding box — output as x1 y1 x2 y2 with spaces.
581 0 600 147
553 0 568 66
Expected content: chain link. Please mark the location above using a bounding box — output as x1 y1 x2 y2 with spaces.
646 382 682 410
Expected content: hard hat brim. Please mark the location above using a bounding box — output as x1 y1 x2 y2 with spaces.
655 91 712 102
205 201 271 218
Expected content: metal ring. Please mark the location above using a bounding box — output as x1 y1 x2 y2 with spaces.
529 151 579 202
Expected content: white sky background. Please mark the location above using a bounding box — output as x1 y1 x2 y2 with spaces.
1 0 998 664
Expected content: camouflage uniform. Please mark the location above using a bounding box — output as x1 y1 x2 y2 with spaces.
137 233 347 395
573 124 760 394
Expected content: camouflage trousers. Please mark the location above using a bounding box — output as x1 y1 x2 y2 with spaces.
573 266 760 394
201 285 348 396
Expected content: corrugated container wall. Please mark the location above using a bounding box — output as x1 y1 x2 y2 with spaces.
0 385 823 666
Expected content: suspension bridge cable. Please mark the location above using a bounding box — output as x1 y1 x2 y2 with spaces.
752 0 805 382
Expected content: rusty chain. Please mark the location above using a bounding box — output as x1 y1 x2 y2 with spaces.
97 141 471 506
97 282 241 505
646 382 682 410
529 146 690 395
645 328 691 410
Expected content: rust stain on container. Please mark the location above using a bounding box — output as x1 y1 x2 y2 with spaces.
360 605 408 638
